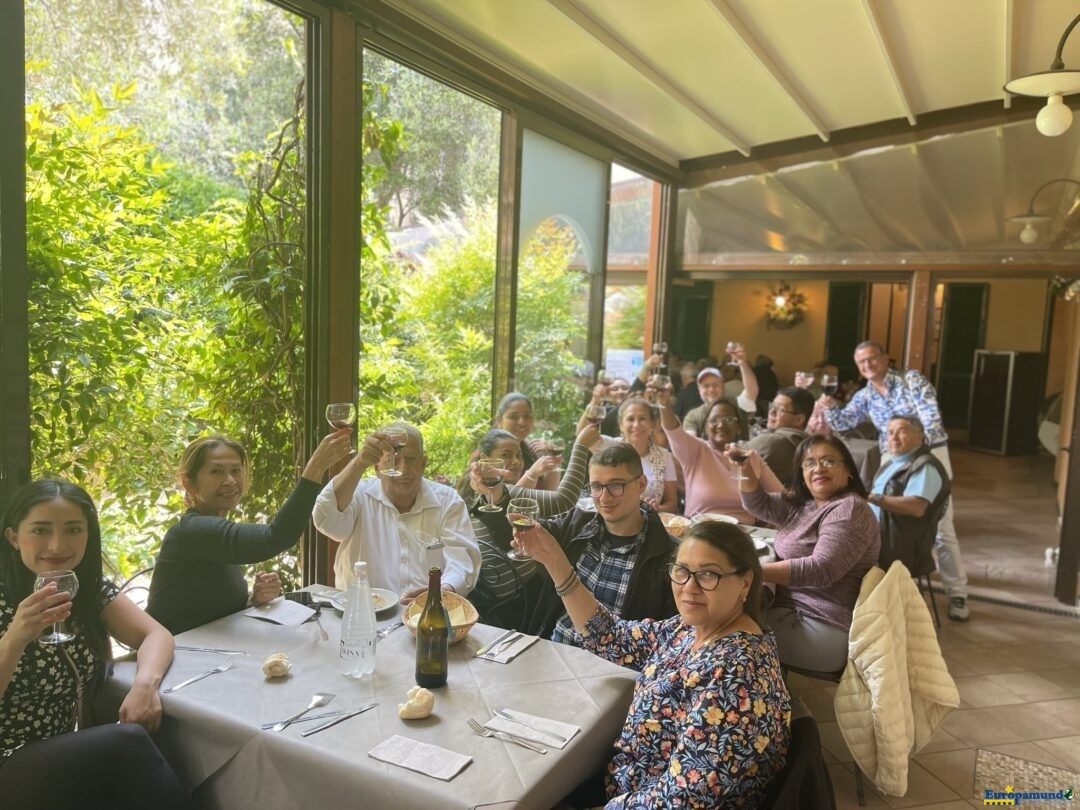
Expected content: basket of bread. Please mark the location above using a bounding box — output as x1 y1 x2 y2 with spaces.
658 512 691 538
403 590 479 645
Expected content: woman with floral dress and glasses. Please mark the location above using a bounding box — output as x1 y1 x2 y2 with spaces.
513 518 790 809
730 434 880 672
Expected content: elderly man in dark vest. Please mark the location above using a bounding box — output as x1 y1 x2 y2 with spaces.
866 414 952 588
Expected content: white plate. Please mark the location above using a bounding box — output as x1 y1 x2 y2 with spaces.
370 588 399 613
689 512 740 525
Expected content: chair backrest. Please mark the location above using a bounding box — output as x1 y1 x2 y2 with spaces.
761 715 837 809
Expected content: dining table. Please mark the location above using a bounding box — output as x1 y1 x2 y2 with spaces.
95 598 639 810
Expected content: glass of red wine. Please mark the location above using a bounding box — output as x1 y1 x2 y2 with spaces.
382 427 407 478
728 440 751 481
821 374 839 398
476 457 506 513
585 404 606 426
544 438 565 472
325 403 356 431
34 570 79 644
506 497 540 561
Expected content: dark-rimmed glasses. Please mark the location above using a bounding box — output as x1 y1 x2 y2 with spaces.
588 480 631 497
667 563 745 591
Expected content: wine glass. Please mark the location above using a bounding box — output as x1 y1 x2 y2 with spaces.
506 497 540 561
382 427 407 477
821 374 839 398
584 404 606 426
725 341 742 367
652 341 668 355
596 369 613 405
34 570 79 644
544 438 565 472
727 440 751 482
651 373 671 392
476 457 507 513
325 402 356 430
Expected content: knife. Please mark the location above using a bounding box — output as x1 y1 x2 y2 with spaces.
493 709 570 744
300 702 378 737
474 628 517 658
174 645 249 656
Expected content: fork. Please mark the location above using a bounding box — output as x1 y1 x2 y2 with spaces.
467 718 547 754
481 631 522 659
163 657 237 693
272 692 334 732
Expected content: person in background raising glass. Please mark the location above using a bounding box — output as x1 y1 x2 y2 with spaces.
514 519 790 809
457 426 594 634
148 430 352 634
586 397 678 514
493 392 560 491
1 480 191 809
657 385 783 522
730 436 880 672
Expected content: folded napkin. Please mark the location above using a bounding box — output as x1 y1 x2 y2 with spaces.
485 710 580 750
484 633 540 664
242 597 315 626
368 735 472 781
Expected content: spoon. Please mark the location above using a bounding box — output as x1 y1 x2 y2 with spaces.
272 692 335 732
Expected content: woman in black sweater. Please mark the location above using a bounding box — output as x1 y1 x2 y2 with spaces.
147 431 350 634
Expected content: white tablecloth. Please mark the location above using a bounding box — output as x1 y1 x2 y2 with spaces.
96 605 637 810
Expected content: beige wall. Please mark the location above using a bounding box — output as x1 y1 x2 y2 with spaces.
981 278 1049 352
707 279 829 388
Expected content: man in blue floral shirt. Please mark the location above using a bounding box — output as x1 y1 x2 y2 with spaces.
820 341 971 622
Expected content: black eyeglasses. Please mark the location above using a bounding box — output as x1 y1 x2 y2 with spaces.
767 405 794 415
667 563 745 591
588 480 631 497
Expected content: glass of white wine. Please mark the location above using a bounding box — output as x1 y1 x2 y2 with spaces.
506 498 540 562
34 570 79 645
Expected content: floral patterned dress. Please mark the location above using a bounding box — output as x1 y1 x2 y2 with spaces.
580 605 791 809
0 578 118 763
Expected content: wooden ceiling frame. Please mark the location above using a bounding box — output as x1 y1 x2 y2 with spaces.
859 0 917 126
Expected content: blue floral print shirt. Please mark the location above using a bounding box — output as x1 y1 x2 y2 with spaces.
823 368 948 451
580 605 791 809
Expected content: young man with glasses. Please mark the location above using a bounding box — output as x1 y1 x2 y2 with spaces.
748 386 815 484
820 341 971 622
532 443 678 645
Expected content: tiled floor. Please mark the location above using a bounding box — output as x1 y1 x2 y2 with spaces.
789 446 1080 808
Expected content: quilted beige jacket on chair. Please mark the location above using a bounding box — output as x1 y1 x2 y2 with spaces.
833 561 960 796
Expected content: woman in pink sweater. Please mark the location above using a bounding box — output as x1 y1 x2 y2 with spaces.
657 388 783 522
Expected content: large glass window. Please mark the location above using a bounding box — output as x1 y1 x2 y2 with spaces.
515 129 608 439
358 50 501 478
24 0 308 582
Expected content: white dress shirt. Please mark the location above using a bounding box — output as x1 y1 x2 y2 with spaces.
313 476 480 595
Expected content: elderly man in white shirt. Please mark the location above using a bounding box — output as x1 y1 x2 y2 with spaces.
313 423 480 603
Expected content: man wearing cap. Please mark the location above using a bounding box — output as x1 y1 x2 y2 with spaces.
682 345 759 437
820 340 970 622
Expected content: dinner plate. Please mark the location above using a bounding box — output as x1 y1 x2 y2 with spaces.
370 588 399 613
689 512 740 525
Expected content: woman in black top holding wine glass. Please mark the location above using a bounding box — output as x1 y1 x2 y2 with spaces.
0 479 191 809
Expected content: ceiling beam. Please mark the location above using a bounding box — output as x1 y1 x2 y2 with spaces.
678 251 1080 275
859 0 917 125
546 0 752 155
1002 0 1014 109
681 96 1064 183
832 160 929 251
704 0 830 141
759 173 877 252
910 144 966 250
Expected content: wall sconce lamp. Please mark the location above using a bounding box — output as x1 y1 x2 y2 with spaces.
1004 13 1080 136
1007 178 1080 244
765 282 806 330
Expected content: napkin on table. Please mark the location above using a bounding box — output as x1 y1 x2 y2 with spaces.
368 735 472 781
242 597 315 626
485 710 580 749
483 633 540 664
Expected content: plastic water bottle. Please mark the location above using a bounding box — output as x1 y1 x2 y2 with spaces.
340 560 377 678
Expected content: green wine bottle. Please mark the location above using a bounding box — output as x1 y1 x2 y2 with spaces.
415 567 450 688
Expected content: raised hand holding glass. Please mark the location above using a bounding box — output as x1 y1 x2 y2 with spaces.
506 497 540 561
